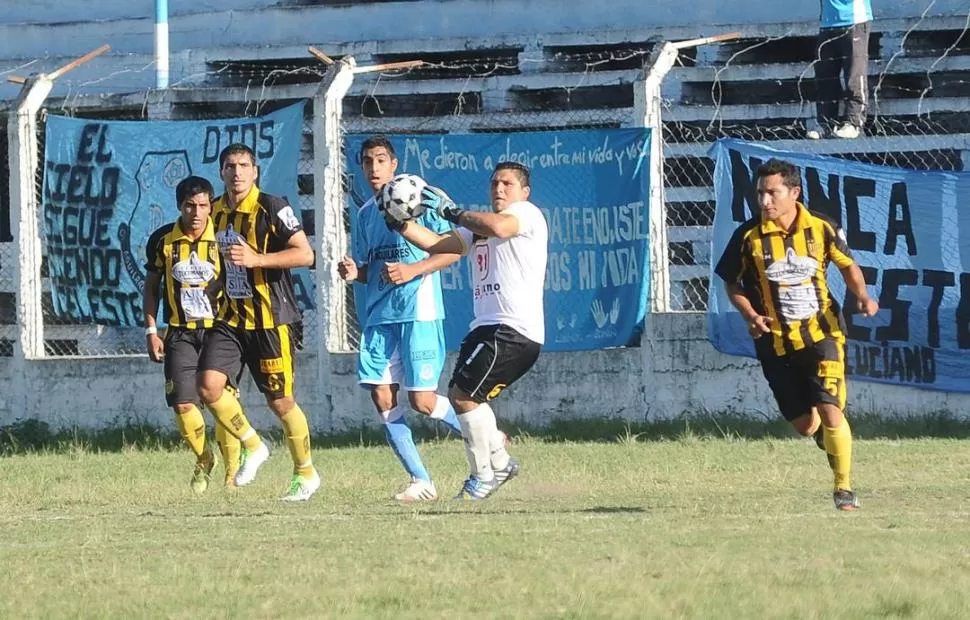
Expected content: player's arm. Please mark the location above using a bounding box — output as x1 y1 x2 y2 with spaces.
421 185 519 239
384 252 461 286
338 256 369 284
839 263 879 317
142 230 165 362
256 230 314 269
397 222 467 255
715 226 771 338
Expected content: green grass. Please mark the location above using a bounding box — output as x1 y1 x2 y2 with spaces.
1 430 969 618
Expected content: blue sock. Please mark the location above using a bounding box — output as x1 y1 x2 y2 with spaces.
430 395 462 434
381 407 430 482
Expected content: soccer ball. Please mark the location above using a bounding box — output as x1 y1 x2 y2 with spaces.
379 174 427 223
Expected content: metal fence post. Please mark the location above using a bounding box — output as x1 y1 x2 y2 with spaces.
312 57 356 432
9 76 53 362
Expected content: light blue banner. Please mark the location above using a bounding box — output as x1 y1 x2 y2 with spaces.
42 103 313 326
708 138 970 393
346 128 651 352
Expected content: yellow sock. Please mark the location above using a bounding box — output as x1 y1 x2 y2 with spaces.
823 418 853 491
280 404 314 477
175 405 207 459
215 422 241 480
206 390 262 451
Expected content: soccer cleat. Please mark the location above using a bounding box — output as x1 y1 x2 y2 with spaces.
393 478 438 502
454 476 500 501
833 489 860 512
492 456 521 488
281 469 321 502
190 451 217 495
234 442 270 487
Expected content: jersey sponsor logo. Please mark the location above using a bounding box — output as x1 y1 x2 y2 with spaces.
259 356 286 374
217 224 253 299
165 380 175 394
171 251 216 285
277 205 301 231
766 248 820 321
474 282 502 300
370 245 413 262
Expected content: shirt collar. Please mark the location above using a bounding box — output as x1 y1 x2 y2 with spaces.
759 202 812 235
217 185 260 215
173 217 215 242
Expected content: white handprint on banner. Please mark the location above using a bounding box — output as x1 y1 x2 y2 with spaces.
609 298 620 325
591 299 609 329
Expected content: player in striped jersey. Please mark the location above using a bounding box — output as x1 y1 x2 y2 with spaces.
197 143 320 501
143 175 241 493
714 158 879 511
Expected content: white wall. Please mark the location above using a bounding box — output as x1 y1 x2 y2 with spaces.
2 314 966 433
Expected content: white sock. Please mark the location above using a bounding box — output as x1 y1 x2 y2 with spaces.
458 404 497 481
490 429 510 471
429 395 451 419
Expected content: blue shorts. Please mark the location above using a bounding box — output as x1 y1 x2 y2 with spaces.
357 320 446 391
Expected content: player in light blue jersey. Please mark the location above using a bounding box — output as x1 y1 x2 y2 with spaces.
338 135 473 502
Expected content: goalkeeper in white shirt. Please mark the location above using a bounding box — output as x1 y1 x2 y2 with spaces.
386 162 548 500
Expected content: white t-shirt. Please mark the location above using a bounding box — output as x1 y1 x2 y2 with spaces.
456 201 548 344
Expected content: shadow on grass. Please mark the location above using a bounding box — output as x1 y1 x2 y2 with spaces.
2 411 969 456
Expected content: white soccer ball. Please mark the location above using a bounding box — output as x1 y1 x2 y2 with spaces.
379 174 427 224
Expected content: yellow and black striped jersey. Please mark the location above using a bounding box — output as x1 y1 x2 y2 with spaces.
212 186 303 330
714 203 855 358
145 218 221 329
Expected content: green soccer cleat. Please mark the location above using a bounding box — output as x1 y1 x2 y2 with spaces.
281 469 321 502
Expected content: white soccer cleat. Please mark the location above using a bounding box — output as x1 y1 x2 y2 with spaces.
281 469 321 502
832 122 861 139
393 478 438 502
234 442 270 487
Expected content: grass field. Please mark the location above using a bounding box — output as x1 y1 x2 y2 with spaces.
1 422 969 619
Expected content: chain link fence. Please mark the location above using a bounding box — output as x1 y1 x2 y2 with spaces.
9 18 970 356
659 24 970 311
337 48 655 350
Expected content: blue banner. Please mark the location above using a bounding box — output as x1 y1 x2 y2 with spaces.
345 129 651 352
708 138 970 393
42 103 312 326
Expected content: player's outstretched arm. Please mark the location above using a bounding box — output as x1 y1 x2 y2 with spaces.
839 264 879 317
422 185 519 239
398 221 466 255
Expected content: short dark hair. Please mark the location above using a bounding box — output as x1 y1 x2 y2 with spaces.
494 161 530 188
219 143 257 168
175 176 215 205
360 135 396 159
756 158 801 190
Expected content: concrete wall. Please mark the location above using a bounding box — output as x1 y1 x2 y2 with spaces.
3 314 967 433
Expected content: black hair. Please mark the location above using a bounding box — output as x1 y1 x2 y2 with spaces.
360 135 396 159
755 158 801 190
218 143 257 168
175 175 215 205
493 161 531 188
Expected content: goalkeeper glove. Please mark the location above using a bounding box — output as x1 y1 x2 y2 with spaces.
421 185 465 224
